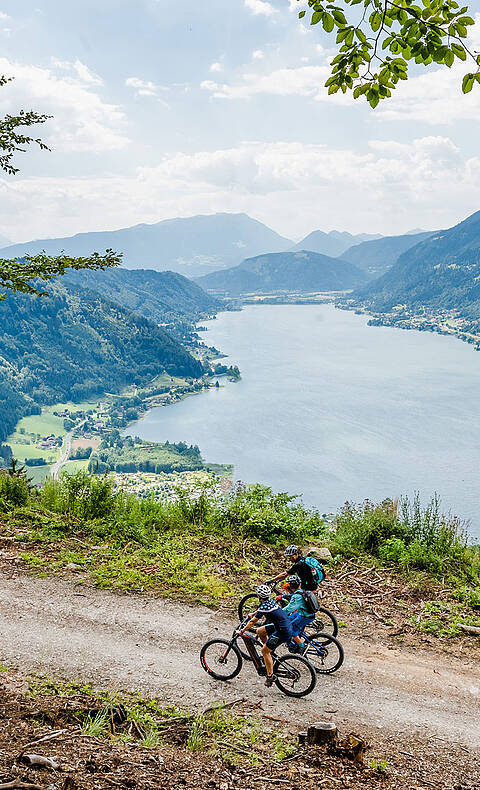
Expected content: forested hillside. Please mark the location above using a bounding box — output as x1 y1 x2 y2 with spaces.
0 283 204 442
63 268 219 324
356 211 480 319
341 230 435 278
197 250 367 295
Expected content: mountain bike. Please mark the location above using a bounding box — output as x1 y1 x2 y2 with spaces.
200 619 317 698
279 629 344 674
237 584 338 644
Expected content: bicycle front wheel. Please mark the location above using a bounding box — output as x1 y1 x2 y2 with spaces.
273 654 317 698
238 593 261 621
304 607 338 644
304 633 344 674
200 639 243 681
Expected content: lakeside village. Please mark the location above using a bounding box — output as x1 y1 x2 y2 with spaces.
4 340 240 501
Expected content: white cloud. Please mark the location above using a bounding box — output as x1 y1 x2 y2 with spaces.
2 138 478 242
126 76 158 97
252 50 264 60
0 57 128 152
244 0 277 17
0 11 10 20
51 58 103 86
200 65 348 103
210 62 223 72
288 0 308 10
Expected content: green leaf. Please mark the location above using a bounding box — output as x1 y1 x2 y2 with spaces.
299 9 306 18
444 49 454 67
311 10 322 25
370 10 382 32
323 13 335 32
462 73 474 93
451 43 467 60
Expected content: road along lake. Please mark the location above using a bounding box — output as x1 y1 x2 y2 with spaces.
128 304 480 538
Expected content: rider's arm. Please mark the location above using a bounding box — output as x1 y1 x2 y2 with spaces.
268 571 288 584
239 615 259 634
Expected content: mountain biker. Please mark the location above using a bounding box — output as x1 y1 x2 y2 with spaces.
281 574 314 653
236 584 293 687
267 545 319 592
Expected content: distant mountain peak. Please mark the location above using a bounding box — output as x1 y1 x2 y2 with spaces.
0 213 293 279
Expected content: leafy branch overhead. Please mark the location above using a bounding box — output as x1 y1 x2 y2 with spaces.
0 75 121 297
0 251 122 300
298 0 480 107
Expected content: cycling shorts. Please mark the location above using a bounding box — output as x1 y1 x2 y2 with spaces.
264 622 291 650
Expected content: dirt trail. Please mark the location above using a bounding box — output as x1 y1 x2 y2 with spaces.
1 573 479 750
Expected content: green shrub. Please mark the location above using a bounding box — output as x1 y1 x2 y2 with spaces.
332 494 477 584
0 471 30 508
41 471 115 520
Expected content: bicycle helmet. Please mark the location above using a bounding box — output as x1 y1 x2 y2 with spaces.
287 574 301 589
255 584 272 600
284 544 300 557
257 598 279 613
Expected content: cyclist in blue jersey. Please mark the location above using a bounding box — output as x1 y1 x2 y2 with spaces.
237 585 293 687
281 574 315 653
267 544 318 592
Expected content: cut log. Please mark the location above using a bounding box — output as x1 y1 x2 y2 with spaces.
298 730 307 746
307 721 338 746
459 624 480 636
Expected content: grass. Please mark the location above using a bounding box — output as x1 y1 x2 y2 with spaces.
7 441 58 464
24 675 291 765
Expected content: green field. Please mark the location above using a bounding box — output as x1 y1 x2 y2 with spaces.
8 441 59 464
27 464 54 485
15 412 66 438
62 459 90 475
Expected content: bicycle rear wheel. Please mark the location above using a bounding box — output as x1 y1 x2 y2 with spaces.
304 607 338 644
273 654 316 698
200 639 242 681
304 633 344 674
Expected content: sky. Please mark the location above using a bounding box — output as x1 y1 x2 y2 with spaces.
1 0 480 243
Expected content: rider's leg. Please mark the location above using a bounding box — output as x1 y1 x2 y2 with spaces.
261 643 274 677
256 626 267 643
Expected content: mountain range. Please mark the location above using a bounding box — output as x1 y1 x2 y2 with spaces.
196 250 367 295
291 230 382 258
341 230 436 278
0 214 293 278
356 210 480 317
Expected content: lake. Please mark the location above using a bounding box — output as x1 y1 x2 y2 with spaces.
128 304 480 538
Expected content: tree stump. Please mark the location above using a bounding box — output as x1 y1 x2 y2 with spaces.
307 721 338 746
298 730 307 746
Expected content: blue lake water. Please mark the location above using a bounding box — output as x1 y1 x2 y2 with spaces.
128 304 480 538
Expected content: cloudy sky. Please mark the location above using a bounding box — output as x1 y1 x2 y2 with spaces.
1 0 480 243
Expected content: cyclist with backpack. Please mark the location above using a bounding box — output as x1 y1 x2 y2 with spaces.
267 544 325 592
280 574 315 653
236 584 293 687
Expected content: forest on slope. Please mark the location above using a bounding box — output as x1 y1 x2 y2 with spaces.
0 280 205 443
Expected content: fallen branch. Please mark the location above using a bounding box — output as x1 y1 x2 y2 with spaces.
459 623 480 636
0 782 42 790
18 728 68 756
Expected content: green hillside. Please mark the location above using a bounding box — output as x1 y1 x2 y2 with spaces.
63 268 219 324
196 250 367 296
341 230 435 278
356 211 480 319
0 283 204 442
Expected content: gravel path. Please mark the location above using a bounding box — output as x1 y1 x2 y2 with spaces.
1 573 479 749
